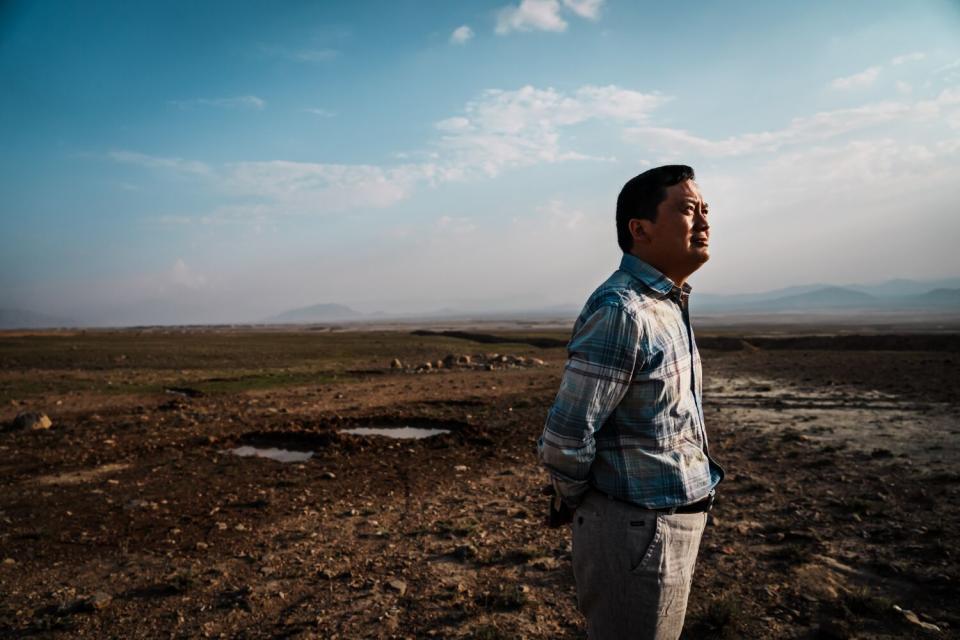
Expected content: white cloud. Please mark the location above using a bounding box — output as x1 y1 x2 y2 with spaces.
224 161 431 214
435 84 668 176
169 95 266 110
259 45 339 63
292 48 339 62
830 66 881 90
170 258 207 290
304 107 336 117
450 25 474 45
891 52 925 65
561 0 604 20
496 0 567 34
895 81 913 95
113 84 669 223
627 89 960 158
436 215 477 235
108 150 211 175
538 199 585 230
934 59 960 75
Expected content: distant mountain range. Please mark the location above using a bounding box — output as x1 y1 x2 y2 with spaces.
693 279 960 314
263 303 363 324
4 277 960 329
0 308 75 330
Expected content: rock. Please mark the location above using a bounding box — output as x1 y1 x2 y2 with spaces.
2 558 15 565
8 412 52 432
454 465 468 472
390 358 403 369
320 471 336 480
89 591 112 610
457 355 471 365
453 544 478 561
895 606 942 632
386 579 407 596
73 591 111 612
530 358 546 366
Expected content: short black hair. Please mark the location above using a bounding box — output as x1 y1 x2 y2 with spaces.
616 164 695 253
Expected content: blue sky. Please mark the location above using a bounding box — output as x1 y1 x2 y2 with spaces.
2 0 959 324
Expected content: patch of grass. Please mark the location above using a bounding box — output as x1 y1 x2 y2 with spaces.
766 544 813 564
470 625 515 640
435 518 479 538
475 584 528 611
841 588 894 619
843 497 879 515
688 594 743 639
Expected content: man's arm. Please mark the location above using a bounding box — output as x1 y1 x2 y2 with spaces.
537 301 642 507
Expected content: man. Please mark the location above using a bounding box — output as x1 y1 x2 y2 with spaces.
538 165 724 639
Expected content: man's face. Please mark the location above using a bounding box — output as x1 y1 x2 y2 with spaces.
639 179 710 278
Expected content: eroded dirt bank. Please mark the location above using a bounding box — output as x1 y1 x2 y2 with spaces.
0 330 957 639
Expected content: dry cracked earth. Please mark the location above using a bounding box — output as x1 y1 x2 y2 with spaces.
0 328 958 639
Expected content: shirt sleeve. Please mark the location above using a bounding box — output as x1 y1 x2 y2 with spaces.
537 302 642 506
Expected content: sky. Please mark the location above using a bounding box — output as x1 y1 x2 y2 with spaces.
2 0 960 325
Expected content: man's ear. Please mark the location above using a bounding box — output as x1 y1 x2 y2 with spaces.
628 218 655 246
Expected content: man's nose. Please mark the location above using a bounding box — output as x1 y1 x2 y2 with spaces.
695 211 709 230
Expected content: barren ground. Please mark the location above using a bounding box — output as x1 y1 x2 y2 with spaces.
0 327 957 639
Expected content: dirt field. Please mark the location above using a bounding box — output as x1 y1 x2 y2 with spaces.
1 327 958 639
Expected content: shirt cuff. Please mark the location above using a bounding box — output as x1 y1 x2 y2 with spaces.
549 470 590 508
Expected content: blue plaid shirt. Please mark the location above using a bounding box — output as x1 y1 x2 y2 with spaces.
538 253 724 509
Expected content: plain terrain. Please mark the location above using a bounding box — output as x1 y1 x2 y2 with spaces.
1 326 958 639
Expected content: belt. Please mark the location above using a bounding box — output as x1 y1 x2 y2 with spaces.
596 488 716 514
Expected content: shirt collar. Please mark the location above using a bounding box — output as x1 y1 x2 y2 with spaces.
619 253 692 304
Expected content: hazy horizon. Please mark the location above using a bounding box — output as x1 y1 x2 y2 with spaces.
3 0 960 325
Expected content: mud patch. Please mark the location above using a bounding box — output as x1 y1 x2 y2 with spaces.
32 462 131 486
339 426 450 439
235 429 339 451
224 446 314 463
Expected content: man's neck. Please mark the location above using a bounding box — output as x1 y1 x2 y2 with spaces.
629 252 688 288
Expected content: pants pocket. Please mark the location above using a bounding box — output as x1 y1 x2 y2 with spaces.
627 512 663 573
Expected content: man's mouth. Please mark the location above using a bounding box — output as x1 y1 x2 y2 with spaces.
691 237 709 247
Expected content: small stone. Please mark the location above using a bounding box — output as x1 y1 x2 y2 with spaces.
2 558 15 565
457 355 471 365
84 591 112 611
453 544 478 561
898 608 942 632
386 579 407 596
390 358 403 369
530 358 545 366
422 362 432 370
454 465 468 472
8 412 52 431
320 471 336 480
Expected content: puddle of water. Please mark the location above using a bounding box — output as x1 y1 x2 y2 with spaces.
224 446 314 463
705 374 958 468
340 426 450 439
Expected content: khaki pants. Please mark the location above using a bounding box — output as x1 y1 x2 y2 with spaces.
572 490 708 640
